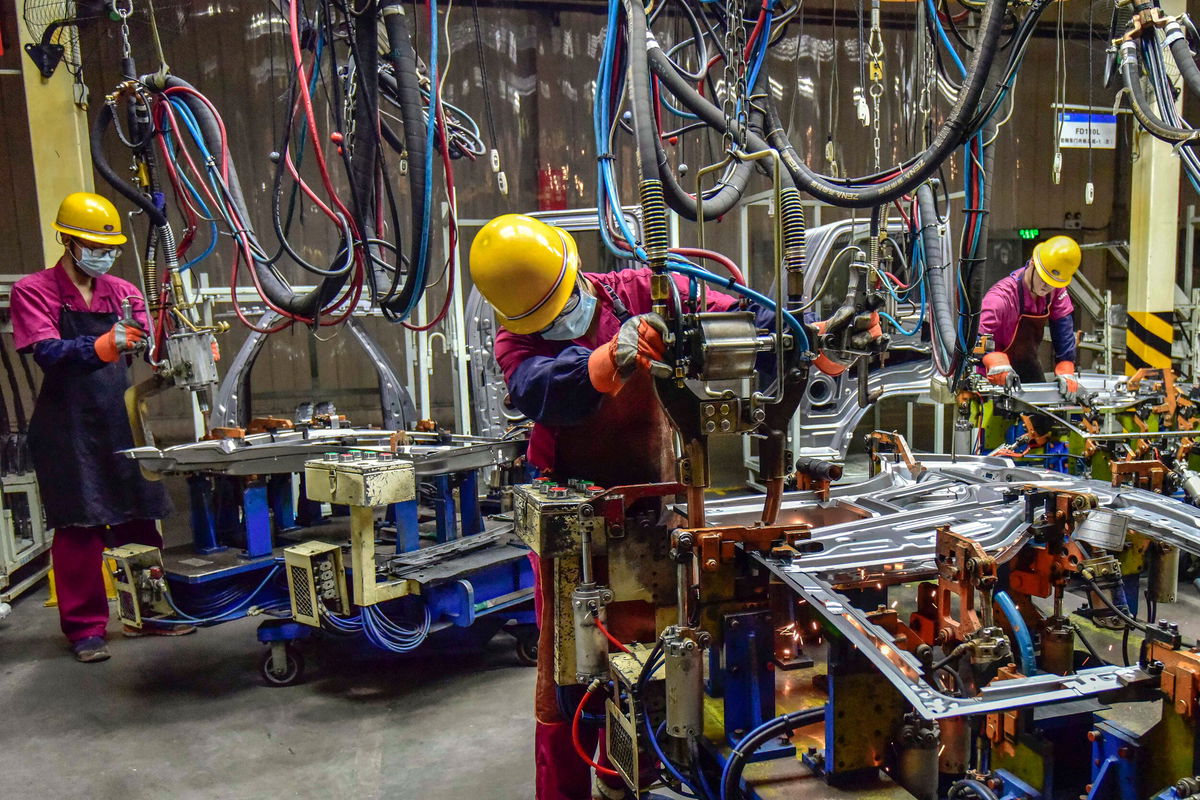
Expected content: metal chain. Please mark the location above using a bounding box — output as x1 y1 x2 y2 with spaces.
114 0 134 60
721 0 748 150
867 0 885 170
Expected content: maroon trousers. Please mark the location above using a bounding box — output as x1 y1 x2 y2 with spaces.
51 519 161 642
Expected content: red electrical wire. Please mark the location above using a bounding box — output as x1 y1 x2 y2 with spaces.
287 0 356 229
572 685 621 778
743 0 770 59
591 614 631 654
669 247 745 285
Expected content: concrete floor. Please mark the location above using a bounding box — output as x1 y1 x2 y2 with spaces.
0 585 536 799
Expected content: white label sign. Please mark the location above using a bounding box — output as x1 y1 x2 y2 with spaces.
1057 113 1117 149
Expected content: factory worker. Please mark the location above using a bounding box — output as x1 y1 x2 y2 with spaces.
979 235 1082 401
11 192 187 664
471 214 768 800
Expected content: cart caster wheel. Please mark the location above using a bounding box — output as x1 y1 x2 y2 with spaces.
515 635 538 667
260 644 305 686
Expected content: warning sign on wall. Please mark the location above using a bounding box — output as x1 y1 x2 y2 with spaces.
1057 113 1118 149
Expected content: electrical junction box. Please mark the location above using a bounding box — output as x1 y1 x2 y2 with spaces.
105 543 173 628
304 452 415 507
512 481 604 558
283 541 349 627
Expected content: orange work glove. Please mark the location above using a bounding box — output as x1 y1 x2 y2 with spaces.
94 319 147 363
587 313 669 394
1055 360 1078 402
211 339 221 362
982 351 1020 391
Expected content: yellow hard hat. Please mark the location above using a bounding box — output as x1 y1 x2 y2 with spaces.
1031 235 1081 288
469 214 580 334
52 192 126 247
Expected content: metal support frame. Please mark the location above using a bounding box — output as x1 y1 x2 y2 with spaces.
0 472 50 601
242 481 273 559
210 311 414 431
1126 3 1184 377
722 610 794 760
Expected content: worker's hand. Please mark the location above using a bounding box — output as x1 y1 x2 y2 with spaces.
94 319 147 363
211 339 221 362
982 352 1020 392
587 313 669 394
1055 361 1079 403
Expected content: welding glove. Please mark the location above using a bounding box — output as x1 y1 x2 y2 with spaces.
94 318 147 363
982 352 1021 392
1055 361 1079 403
587 313 669 394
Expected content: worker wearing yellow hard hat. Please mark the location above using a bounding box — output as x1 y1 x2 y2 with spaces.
979 235 1082 399
470 212 774 800
11 192 184 665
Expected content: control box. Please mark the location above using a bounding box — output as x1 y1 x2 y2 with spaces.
283 541 350 626
512 480 605 557
106 544 173 629
304 452 415 507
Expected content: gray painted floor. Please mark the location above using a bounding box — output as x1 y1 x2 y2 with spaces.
0 587 536 799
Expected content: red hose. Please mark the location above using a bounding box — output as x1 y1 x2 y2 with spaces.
592 614 631 655
572 684 620 778
669 247 745 285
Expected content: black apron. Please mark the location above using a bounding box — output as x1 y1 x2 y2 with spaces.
28 306 172 529
1003 277 1051 384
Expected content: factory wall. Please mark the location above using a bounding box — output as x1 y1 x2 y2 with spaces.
0 0 1167 442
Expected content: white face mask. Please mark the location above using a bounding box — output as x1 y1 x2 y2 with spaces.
540 287 597 341
74 245 119 277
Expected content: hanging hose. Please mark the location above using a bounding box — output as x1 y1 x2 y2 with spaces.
380 0 433 316
1119 40 1200 144
145 75 353 320
758 0 1008 207
1166 21 1200 99
916 182 957 371
91 104 168 228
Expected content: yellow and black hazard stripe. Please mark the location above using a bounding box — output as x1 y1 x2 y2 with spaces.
1125 310 1174 375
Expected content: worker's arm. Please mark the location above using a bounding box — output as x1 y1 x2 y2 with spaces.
497 332 604 426
29 337 104 369
1048 290 1077 365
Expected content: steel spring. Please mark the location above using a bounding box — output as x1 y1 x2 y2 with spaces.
639 179 669 265
780 188 806 274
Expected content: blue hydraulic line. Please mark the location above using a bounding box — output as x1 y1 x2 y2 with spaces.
926 0 966 78
743 10 773 101
361 603 431 652
995 590 1036 676
397 0 439 320
161 565 282 624
594 0 645 258
652 722 700 798
664 260 810 351
659 87 700 121
718 711 790 800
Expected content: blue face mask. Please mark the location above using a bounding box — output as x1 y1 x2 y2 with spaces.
75 245 119 278
540 287 597 341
